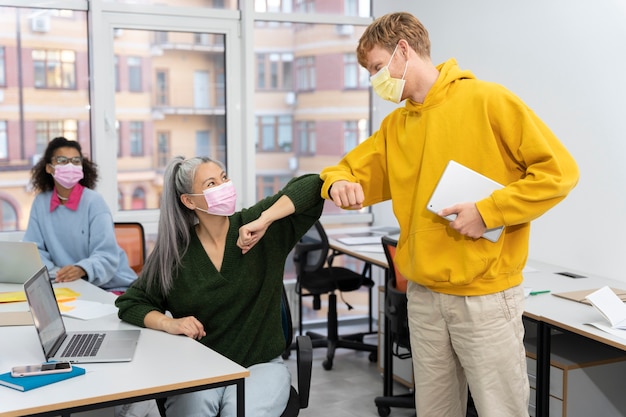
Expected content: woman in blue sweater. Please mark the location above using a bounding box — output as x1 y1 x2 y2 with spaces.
24 136 136 292
116 156 324 417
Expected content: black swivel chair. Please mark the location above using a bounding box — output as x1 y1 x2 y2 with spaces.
156 285 312 417
374 236 479 417
291 220 377 370
375 236 415 417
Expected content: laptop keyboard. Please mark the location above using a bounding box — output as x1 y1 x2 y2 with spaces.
62 333 106 357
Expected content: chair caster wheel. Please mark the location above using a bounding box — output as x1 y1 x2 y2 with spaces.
377 406 391 417
369 351 377 362
322 358 333 370
282 351 290 360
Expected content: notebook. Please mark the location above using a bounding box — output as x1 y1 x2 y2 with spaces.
24 266 140 363
0 241 44 284
427 160 505 243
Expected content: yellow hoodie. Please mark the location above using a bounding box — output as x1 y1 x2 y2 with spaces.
320 58 579 296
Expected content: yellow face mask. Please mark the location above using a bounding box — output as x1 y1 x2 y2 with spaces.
369 45 408 104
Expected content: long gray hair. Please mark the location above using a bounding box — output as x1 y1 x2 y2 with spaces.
142 155 226 294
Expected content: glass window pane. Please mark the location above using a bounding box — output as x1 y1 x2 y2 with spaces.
103 0 237 9
0 6 89 232
254 22 370 217
255 0 369 16
114 29 227 211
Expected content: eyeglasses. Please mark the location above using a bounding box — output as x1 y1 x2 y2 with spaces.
51 156 83 166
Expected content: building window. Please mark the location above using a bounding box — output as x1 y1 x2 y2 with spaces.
35 120 78 154
114 55 120 91
344 53 368 89
297 121 315 155
0 47 5 86
0 198 18 231
256 53 293 91
295 56 315 91
127 56 142 92
344 120 358 153
0 121 7 160
154 31 168 44
157 131 170 168
294 0 315 13
129 121 144 156
257 115 292 152
344 0 370 17
196 130 210 157
156 69 169 106
131 187 146 209
255 0 292 13
32 49 76 89
257 175 290 199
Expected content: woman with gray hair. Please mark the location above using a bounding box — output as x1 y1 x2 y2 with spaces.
116 155 324 417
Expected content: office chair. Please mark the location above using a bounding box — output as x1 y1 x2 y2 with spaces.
291 220 377 371
374 236 479 417
113 222 146 274
155 285 313 417
375 236 415 417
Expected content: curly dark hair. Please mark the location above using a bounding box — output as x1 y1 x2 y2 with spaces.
30 137 99 193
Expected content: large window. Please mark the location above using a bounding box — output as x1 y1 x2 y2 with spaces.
0 2 373 233
113 28 228 211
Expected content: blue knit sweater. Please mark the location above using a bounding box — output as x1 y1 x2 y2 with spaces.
23 189 137 291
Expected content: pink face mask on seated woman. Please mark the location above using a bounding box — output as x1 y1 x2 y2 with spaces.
52 164 84 189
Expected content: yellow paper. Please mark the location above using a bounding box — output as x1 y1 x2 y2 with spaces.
0 287 80 303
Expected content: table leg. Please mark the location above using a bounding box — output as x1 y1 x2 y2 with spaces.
236 378 245 417
535 321 551 417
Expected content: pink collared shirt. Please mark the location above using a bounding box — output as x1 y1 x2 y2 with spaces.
50 184 85 212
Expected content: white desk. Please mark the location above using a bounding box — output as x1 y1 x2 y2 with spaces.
326 230 626 417
0 279 249 417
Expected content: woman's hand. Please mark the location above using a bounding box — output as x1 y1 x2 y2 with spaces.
237 217 270 254
159 316 206 340
55 265 87 282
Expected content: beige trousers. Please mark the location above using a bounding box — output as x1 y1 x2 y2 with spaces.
406 282 529 417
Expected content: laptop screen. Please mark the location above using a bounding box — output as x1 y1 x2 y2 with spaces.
24 266 66 359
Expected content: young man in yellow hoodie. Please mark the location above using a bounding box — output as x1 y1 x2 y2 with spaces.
320 12 579 417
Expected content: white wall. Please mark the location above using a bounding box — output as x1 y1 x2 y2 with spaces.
372 1 626 281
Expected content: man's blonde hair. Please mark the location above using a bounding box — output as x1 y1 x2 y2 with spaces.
357 12 431 68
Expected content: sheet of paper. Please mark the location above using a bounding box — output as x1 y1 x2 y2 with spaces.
345 245 384 253
336 235 384 245
0 311 33 326
586 322 626 340
585 286 626 329
0 287 79 303
59 299 118 320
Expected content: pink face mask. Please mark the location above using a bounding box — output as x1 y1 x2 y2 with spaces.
52 164 84 189
191 181 237 216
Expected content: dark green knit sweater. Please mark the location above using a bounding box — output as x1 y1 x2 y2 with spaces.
116 174 324 367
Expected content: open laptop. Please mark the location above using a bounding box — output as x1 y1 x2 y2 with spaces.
427 160 505 242
24 266 140 363
0 241 44 284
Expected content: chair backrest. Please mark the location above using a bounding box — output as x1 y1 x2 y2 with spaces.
381 235 407 292
381 235 411 354
114 222 146 274
281 285 312 412
293 221 329 276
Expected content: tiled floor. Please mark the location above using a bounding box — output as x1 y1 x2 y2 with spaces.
285 332 416 417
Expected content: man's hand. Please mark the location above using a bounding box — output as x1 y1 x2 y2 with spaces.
439 202 487 239
329 180 364 209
